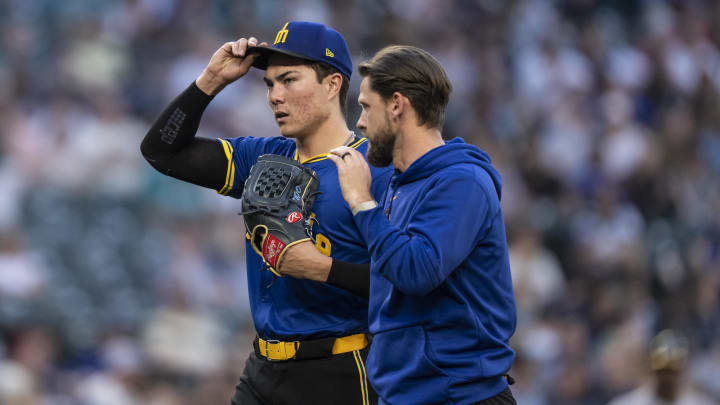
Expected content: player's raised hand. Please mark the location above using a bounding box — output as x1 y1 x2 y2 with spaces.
328 146 374 210
196 37 268 95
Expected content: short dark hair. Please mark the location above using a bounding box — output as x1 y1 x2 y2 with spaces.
307 61 350 118
358 45 452 129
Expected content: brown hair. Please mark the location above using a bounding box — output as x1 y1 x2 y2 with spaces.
307 61 350 118
358 45 452 129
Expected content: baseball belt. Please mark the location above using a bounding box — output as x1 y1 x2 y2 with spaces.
255 333 369 361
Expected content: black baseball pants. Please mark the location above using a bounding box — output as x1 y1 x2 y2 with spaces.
231 345 377 405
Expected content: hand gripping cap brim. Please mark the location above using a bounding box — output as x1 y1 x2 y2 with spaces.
247 46 319 70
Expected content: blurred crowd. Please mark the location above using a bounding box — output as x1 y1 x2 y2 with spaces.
0 0 718 404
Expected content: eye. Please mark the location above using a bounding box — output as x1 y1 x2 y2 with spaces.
263 80 273 88
283 77 295 85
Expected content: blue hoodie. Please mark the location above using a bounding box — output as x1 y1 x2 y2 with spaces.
352 138 517 404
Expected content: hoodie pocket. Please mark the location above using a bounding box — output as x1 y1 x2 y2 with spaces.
368 325 449 404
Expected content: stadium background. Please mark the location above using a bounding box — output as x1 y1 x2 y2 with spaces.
0 0 718 403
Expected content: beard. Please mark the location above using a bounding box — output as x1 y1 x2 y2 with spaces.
366 115 396 167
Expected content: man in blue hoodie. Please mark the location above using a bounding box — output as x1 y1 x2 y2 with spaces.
327 46 518 404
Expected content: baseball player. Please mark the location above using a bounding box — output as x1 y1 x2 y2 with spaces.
140 21 391 405
328 45 518 404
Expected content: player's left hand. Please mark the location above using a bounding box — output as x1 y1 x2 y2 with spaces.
277 241 332 282
328 146 374 210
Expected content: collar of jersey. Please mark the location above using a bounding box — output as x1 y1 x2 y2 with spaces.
294 137 367 164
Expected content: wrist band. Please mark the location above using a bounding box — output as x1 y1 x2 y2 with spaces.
352 200 378 216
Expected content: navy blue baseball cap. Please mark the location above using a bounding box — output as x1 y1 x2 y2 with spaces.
247 21 352 78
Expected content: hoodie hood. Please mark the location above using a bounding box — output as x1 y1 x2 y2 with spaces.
395 137 502 200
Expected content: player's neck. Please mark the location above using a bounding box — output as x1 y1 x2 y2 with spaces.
393 125 444 172
295 114 352 162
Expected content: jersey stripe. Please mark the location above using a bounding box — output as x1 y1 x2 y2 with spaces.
217 139 236 195
352 350 370 405
348 137 368 149
294 137 368 164
357 350 370 403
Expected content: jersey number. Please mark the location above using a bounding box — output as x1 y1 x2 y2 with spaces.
315 233 332 256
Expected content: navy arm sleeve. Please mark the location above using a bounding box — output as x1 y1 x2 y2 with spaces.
352 175 495 296
140 81 228 191
327 261 370 299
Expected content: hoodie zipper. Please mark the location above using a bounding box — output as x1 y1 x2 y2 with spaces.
384 175 400 220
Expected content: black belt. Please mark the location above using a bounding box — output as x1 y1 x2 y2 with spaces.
253 334 369 361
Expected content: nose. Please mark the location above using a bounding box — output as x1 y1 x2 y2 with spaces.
356 112 366 130
268 86 284 106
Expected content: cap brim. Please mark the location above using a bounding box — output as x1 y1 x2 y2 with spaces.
247 45 319 70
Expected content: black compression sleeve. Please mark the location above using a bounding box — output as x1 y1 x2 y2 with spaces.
141 81 214 157
327 260 370 299
140 81 228 190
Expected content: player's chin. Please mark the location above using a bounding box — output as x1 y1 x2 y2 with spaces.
277 125 299 139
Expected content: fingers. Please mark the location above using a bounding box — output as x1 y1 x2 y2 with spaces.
231 38 245 57
230 37 259 57
327 153 342 167
330 146 350 156
328 147 350 169
329 146 360 160
329 147 373 209
329 146 368 174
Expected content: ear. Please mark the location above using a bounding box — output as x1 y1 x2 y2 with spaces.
324 73 343 101
389 92 407 120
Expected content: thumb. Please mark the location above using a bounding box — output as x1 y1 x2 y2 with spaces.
238 52 260 72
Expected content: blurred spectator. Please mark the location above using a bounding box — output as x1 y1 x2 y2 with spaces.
509 227 565 322
0 359 38 405
0 231 47 300
141 291 227 376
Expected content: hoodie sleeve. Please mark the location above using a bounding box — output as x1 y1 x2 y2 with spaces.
353 172 496 296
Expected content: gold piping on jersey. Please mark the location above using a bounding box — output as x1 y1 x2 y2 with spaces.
217 139 236 195
293 137 368 164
